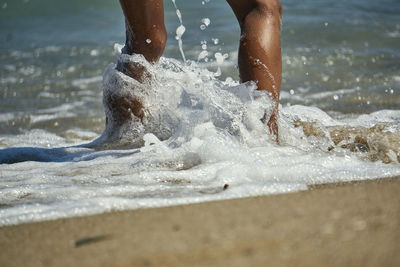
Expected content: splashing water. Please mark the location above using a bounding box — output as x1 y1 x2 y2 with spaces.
171 0 186 62
0 48 399 226
89 44 275 150
1 0 400 226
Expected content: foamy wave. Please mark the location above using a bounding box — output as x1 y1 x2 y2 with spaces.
280 106 400 164
29 102 84 124
88 51 274 149
0 53 399 226
71 76 102 89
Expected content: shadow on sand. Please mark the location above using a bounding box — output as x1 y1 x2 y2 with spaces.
0 146 140 164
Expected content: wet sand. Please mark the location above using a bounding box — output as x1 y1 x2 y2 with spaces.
1 177 399 267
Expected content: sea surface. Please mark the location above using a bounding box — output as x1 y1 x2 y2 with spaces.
0 0 399 226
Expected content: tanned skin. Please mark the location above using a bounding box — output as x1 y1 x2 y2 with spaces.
118 0 282 137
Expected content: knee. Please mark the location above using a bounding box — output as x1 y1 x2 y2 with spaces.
242 0 282 28
145 26 167 58
256 0 282 18
125 25 167 62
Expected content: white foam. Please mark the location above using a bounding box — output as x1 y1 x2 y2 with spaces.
0 54 399 227
343 110 400 128
0 113 15 123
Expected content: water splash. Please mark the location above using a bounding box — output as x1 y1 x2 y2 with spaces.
1 51 399 226
89 47 275 150
171 0 186 62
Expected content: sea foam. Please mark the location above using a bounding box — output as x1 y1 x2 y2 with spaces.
0 50 399 226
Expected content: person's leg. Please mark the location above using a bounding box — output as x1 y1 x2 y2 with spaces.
113 0 167 120
118 0 167 80
226 0 282 137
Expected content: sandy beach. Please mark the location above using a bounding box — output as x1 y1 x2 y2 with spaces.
1 1 399 266
1 177 399 267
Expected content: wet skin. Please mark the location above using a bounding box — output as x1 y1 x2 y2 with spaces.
118 0 282 137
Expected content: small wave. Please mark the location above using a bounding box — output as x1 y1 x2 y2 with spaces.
0 51 399 226
71 76 102 89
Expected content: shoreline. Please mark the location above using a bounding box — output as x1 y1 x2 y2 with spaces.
1 177 399 266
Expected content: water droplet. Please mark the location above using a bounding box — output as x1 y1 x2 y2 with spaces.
201 18 211 27
176 25 186 37
198 50 208 61
214 53 226 65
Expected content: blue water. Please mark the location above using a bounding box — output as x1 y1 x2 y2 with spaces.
1 0 399 136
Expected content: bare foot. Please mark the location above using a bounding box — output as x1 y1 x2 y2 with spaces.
267 112 279 140
262 111 279 142
105 90 144 123
112 59 152 123
116 60 151 84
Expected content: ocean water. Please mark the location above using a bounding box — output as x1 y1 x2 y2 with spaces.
0 0 399 226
